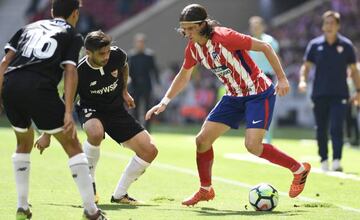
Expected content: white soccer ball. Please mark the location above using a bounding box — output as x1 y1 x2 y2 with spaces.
249 183 279 211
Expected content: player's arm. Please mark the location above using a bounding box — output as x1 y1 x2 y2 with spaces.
0 50 16 112
250 37 289 96
121 62 135 108
121 62 129 92
63 64 78 138
298 61 313 93
145 65 194 120
349 63 360 105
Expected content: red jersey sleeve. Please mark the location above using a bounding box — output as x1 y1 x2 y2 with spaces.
218 27 252 51
183 42 198 70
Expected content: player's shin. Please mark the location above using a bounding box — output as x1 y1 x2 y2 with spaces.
68 153 98 215
112 155 150 198
197 147 214 189
259 143 301 172
83 140 100 182
12 153 31 210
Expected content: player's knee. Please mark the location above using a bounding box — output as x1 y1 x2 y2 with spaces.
244 139 260 155
87 130 103 144
145 143 158 161
195 135 207 147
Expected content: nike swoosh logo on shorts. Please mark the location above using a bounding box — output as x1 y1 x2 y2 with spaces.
252 120 262 124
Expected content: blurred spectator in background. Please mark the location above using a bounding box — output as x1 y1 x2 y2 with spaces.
25 0 49 22
345 64 360 147
249 16 280 144
128 33 159 131
298 11 360 172
76 10 100 36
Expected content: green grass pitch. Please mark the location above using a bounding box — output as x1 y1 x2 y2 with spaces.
1 125 360 219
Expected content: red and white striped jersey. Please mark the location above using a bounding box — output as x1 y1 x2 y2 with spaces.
183 26 272 97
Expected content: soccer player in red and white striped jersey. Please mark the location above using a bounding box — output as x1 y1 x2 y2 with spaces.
146 4 311 206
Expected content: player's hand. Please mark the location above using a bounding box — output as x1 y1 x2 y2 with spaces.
63 112 77 139
123 92 135 109
298 81 307 94
145 103 167 120
275 77 290 97
34 133 51 155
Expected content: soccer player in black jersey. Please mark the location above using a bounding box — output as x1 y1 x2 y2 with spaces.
37 30 158 205
0 1 106 219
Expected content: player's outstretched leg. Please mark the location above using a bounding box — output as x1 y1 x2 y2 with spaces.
111 131 157 205
258 143 311 198
111 155 149 205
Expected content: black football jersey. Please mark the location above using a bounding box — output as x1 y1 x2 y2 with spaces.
77 46 127 111
4 18 83 85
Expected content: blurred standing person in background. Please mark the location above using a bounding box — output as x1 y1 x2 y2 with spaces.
345 69 360 147
298 11 360 172
128 33 159 131
249 16 280 144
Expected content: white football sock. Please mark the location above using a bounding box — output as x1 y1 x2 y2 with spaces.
68 153 97 215
12 153 30 210
113 155 150 198
83 140 100 183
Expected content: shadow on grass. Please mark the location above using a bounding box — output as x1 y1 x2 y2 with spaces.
45 202 158 211
198 206 307 216
98 203 159 211
157 206 308 217
45 203 83 209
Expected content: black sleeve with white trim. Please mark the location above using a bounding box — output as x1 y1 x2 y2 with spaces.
4 28 23 54
61 33 84 68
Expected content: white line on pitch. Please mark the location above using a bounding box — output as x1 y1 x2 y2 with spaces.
102 151 360 213
224 153 360 181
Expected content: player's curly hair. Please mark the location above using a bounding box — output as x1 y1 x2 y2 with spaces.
178 4 219 38
85 30 112 52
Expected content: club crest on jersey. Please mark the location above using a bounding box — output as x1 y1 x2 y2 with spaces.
211 51 221 62
337 45 344 53
111 69 118 77
212 51 218 58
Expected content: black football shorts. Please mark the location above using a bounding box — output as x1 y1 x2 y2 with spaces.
2 71 64 133
76 105 144 143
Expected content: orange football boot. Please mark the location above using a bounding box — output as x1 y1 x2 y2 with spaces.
182 187 215 206
289 162 311 198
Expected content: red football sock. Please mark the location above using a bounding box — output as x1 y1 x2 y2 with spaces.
260 143 301 172
197 147 214 187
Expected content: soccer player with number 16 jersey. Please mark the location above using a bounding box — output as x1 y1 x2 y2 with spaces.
0 0 106 219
